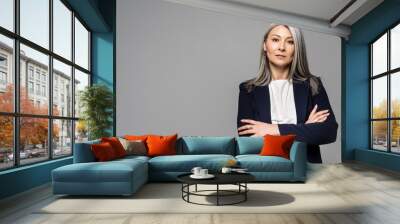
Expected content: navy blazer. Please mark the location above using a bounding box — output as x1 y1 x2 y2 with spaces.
237 77 338 161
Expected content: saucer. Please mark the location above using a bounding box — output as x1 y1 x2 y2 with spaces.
190 174 215 179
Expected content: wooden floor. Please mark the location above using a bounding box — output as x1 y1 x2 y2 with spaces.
1 162 400 224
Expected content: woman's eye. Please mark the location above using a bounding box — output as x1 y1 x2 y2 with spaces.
272 38 279 42
288 40 294 44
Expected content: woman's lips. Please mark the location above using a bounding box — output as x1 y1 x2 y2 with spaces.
276 55 286 59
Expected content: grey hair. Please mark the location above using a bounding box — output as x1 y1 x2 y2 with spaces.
244 24 319 95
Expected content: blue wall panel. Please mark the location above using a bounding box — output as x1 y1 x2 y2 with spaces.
344 0 400 171
0 158 72 199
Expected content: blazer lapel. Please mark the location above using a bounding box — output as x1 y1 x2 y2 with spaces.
254 85 271 123
292 80 309 123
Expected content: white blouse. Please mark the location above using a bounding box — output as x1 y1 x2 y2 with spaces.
268 79 297 124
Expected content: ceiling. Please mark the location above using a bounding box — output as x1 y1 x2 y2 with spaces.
163 0 385 38
223 0 382 26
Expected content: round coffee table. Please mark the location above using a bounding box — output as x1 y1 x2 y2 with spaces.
177 172 255 206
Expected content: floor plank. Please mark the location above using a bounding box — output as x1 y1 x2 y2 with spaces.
1 162 400 224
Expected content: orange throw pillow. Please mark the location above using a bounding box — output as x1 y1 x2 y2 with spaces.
259 134 296 159
91 142 117 161
101 137 127 158
146 134 178 157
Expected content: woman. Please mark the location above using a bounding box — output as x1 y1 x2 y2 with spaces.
237 24 338 163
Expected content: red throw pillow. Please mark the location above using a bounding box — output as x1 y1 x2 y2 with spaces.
91 142 117 161
101 137 127 158
259 134 296 159
124 135 149 141
146 134 178 157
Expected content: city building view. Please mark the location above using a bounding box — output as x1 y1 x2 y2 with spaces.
0 0 91 171
0 39 89 169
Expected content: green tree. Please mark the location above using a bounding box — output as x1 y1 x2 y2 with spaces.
79 84 113 140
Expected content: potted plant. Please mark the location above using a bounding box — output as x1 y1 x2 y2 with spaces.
79 84 113 140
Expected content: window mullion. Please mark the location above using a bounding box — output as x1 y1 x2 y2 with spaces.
14 0 20 167
49 0 54 160
71 10 76 154
388 30 391 153
370 45 372 149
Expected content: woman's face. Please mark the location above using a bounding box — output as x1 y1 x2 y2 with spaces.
264 25 295 69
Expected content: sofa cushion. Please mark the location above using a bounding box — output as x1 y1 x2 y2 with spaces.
236 155 293 172
178 137 235 155
148 154 235 172
119 138 147 156
115 155 150 163
235 137 263 155
52 159 147 183
73 139 101 163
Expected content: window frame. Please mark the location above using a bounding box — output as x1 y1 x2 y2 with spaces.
370 20 400 154
0 0 92 171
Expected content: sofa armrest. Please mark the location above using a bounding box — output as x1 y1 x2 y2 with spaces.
289 141 307 181
73 140 100 163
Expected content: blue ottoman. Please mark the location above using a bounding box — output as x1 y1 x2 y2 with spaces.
52 157 148 196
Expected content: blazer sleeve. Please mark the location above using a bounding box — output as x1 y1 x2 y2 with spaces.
237 82 255 133
277 78 338 145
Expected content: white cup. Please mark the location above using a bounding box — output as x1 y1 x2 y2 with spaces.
221 167 232 174
200 169 208 176
191 167 202 176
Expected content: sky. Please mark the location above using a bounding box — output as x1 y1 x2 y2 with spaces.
0 0 89 74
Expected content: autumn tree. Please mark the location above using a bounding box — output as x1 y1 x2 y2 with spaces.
0 84 60 152
372 99 400 143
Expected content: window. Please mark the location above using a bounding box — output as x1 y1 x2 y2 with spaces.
28 81 34 94
75 18 89 70
0 71 6 85
0 55 7 67
36 83 40 95
0 0 13 32
29 67 34 80
0 0 91 170
0 54 8 86
0 35 13 113
370 23 400 154
54 0 72 60
42 85 46 97
35 70 41 81
20 0 49 49
53 59 71 117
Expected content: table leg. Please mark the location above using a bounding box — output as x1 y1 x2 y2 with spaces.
188 184 190 202
217 184 219 206
245 183 247 201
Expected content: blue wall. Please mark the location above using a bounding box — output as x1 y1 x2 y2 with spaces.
0 158 72 199
344 0 400 171
0 0 116 200
91 0 116 135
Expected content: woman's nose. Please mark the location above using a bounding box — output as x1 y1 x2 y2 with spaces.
278 42 286 51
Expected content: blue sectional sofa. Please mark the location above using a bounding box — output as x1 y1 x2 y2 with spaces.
52 136 307 196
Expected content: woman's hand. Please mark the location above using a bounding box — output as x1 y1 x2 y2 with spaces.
238 119 280 137
306 104 330 124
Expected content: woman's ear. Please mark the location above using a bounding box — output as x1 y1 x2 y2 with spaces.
263 42 267 52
